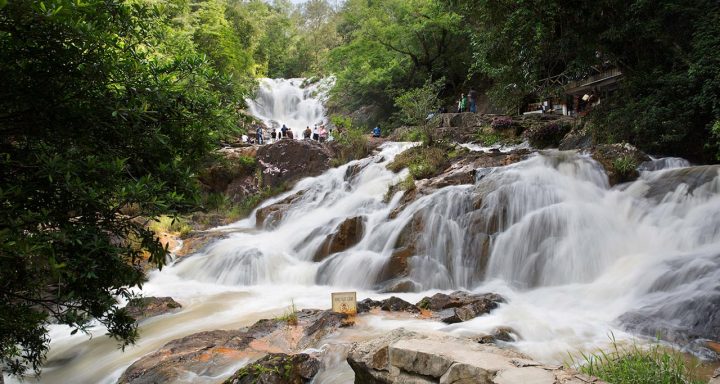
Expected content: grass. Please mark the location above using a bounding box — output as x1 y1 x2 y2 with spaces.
475 131 504 146
571 336 704 384
275 300 298 326
612 155 638 180
148 215 192 238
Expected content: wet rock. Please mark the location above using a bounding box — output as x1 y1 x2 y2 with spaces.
590 143 650 185
379 278 421 293
198 146 259 203
559 127 593 150
256 139 333 189
313 216 365 262
255 191 304 229
638 165 720 202
416 292 505 323
357 298 383 314
379 296 420 313
223 353 320 384
123 297 181 321
118 309 346 384
347 328 603 384
376 246 415 284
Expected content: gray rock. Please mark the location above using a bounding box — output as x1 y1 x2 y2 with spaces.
223 353 320 384
123 296 181 321
347 329 600 384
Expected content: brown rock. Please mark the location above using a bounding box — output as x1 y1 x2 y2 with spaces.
379 296 420 313
256 139 333 189
313 216 365 262
255 191 304 229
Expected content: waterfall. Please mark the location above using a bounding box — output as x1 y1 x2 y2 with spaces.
246 78 333 139
27 78 720 383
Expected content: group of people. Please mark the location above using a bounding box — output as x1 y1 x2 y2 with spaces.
302 124 329 142
457 89 478 113
244 122 333 145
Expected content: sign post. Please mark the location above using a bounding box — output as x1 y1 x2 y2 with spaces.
331 291 357 315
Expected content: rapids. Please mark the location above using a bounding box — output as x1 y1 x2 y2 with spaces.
14 79 720 384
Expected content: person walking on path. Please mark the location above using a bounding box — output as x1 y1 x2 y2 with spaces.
468 89 478 113
457 93 467 113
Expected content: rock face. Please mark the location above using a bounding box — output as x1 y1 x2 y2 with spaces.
123 297 182 321
416 292 505 324
256 139 333 189
223 353 320 384
118 309 347 384
356 297 420 314
313 216 365 262
347 329 604 384
709 368 720 384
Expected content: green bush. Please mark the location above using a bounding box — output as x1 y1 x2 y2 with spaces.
387 145 449 179
148 216 192 238
330 115 372 165
612 155 639 181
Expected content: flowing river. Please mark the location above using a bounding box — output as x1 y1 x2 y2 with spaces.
16 79 720 383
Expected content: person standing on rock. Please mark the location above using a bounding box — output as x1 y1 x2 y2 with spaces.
468 89 478 113
287 129 294 139
457 93 467 113
304 126 312 139
372 126 381 138
270 128 277 143
281 124 288 139
255 125 264 145
319 125 327 142
312 124 319 141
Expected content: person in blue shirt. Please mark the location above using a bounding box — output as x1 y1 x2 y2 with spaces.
372 126 381 138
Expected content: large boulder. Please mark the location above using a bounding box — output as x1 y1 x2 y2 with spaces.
123 297 182 321
313 216 365 262
223 353 320 384
256 139 333 189
347 329 603 384
118 309 347 384
198 146 260 203
589 143 650 185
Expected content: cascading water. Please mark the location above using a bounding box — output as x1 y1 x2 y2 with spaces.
21 79 720 384
246 78 333 139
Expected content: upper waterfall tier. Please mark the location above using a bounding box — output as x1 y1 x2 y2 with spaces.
246 78 333 139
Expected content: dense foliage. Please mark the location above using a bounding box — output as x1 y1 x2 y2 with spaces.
0 0 252 376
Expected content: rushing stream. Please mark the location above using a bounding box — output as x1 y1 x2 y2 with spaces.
16 79 720 383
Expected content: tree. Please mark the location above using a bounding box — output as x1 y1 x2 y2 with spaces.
459 0 720 161
0 0 245 376
327 0 473 126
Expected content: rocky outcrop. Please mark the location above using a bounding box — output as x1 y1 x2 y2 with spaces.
123 297 181 321
416 292 505 324
313 216 365 262
637 165 720 202
118 309 347 384
256 139 333 189
356 297 420 314
223 353 320 384
347 329 604 384
589 143 650 185
524 121 572 149
255 191 305 229
199 146 260 204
